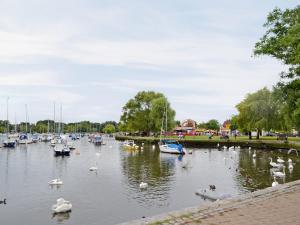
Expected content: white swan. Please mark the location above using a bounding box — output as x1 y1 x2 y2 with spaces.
237 146 241 149
273 166 286 178
288 158 292 163
152 145 155 150
49 178 63 185
288 162 293 170
277 157 285 164
217 143 220 147
272 177 279 187
52 198 72 213
269 158 282 168
223 146 227 149
89 166 98 171
249 147 251 150
228 146 234 150
139 182 148 189
252 150 256 158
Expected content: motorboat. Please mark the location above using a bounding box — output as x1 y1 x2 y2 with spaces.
3 136 16 148
19 134 33 144
53 144 70 156
159 140 186 154
67 141 75 150
93 135 102 145
32 133 39 143
49 178 63 185
52 198 72 213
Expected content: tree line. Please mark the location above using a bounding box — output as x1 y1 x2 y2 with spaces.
0 120 118 134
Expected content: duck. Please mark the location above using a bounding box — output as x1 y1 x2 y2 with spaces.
269 158 282 168
139 182 148 189
209 185 216 191
52 198 72 213
0 198 6 204
277 157 285 164
89 166 98 171
49 178 63 185
252 150 256 158
272 177 279 187
273 166 286 178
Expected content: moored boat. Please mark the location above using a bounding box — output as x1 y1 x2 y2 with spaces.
159 139 186 154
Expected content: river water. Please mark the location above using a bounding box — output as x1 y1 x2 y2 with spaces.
0 136 299 225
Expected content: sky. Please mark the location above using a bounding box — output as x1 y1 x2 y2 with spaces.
0 0 298 124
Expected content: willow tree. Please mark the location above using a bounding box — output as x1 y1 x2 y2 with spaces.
119 91 176 135
236 88 281 139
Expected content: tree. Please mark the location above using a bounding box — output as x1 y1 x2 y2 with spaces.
119 91 176 134
206 119 219 130
236 88 281 139
103 124 116 134
230 115 239 131
254 6 300 78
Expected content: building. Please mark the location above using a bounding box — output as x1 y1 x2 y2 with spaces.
174 119 196 134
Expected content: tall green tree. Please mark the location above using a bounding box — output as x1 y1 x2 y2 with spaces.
236 88 280 139
119 91 175 134
230 115 239 131
254 6 300 78
206 119 219 130
103 124 116 134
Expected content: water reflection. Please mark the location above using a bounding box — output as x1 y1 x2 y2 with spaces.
52 212 71 224
120 145 176 207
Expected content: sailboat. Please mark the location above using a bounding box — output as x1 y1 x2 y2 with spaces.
159 102 186 155
3 97 16 148
19 104 33 144
53 104 70 156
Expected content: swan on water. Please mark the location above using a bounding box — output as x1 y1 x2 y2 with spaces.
272 177 279 187
273 166 286 178
49 179 63 185
252 150 256 158
223 146 227 149
217 143 220 147
269 158 282 168
139 182 148 189
52 198 72 213
152 145 155 150
89 166 98 171
249 147 251 150
237 146 241 149
228 146 234 150
288 162 293 170
288 158 292 163
277 157 285 164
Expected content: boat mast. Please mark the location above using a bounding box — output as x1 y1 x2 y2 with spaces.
14 112 17 133
25 104 28 133
6 97 9 137
53 102 56 134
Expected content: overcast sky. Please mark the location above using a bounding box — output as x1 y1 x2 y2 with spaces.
0 0 298 124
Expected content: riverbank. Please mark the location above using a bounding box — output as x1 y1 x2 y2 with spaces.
115 135 300 151
120 179 300 225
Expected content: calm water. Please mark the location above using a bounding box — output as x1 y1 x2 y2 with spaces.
0 137 300 225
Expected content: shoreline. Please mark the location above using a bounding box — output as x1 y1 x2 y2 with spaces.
118 179 300 225
115 135 300 151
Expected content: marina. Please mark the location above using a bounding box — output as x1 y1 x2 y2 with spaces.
0 135 300 225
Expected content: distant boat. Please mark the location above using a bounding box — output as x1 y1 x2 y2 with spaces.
93 135 102 145
32 133 39 143
19 133 33 144
3 97 16 148
53 144 70 156
123 140 139 150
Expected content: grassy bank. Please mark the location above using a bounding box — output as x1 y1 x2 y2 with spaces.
115 135 300 151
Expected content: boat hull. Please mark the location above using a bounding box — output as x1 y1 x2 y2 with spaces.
159 145 186 154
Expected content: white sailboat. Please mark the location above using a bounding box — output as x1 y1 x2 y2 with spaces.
159 102 186 155
3 97 16 148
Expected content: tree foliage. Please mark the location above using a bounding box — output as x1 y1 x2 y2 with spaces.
254 6 300 78
103 124 116 134
196 119 219 130
119 91 176 134
236 88 281 138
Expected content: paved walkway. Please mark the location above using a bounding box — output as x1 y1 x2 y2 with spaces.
121 180 300 225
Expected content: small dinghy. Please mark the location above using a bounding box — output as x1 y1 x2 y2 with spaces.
49 178 63 185
195 189 231 201
52 198 72 213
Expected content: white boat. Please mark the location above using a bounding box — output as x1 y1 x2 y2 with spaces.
53 144 70 156
159 139 186 154
19 134 33 144
67 141 75 150
52 198 72 213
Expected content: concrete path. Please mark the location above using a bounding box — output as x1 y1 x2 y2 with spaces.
120 180 300 225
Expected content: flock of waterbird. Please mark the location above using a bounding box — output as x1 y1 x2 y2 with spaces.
46 141 297 213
